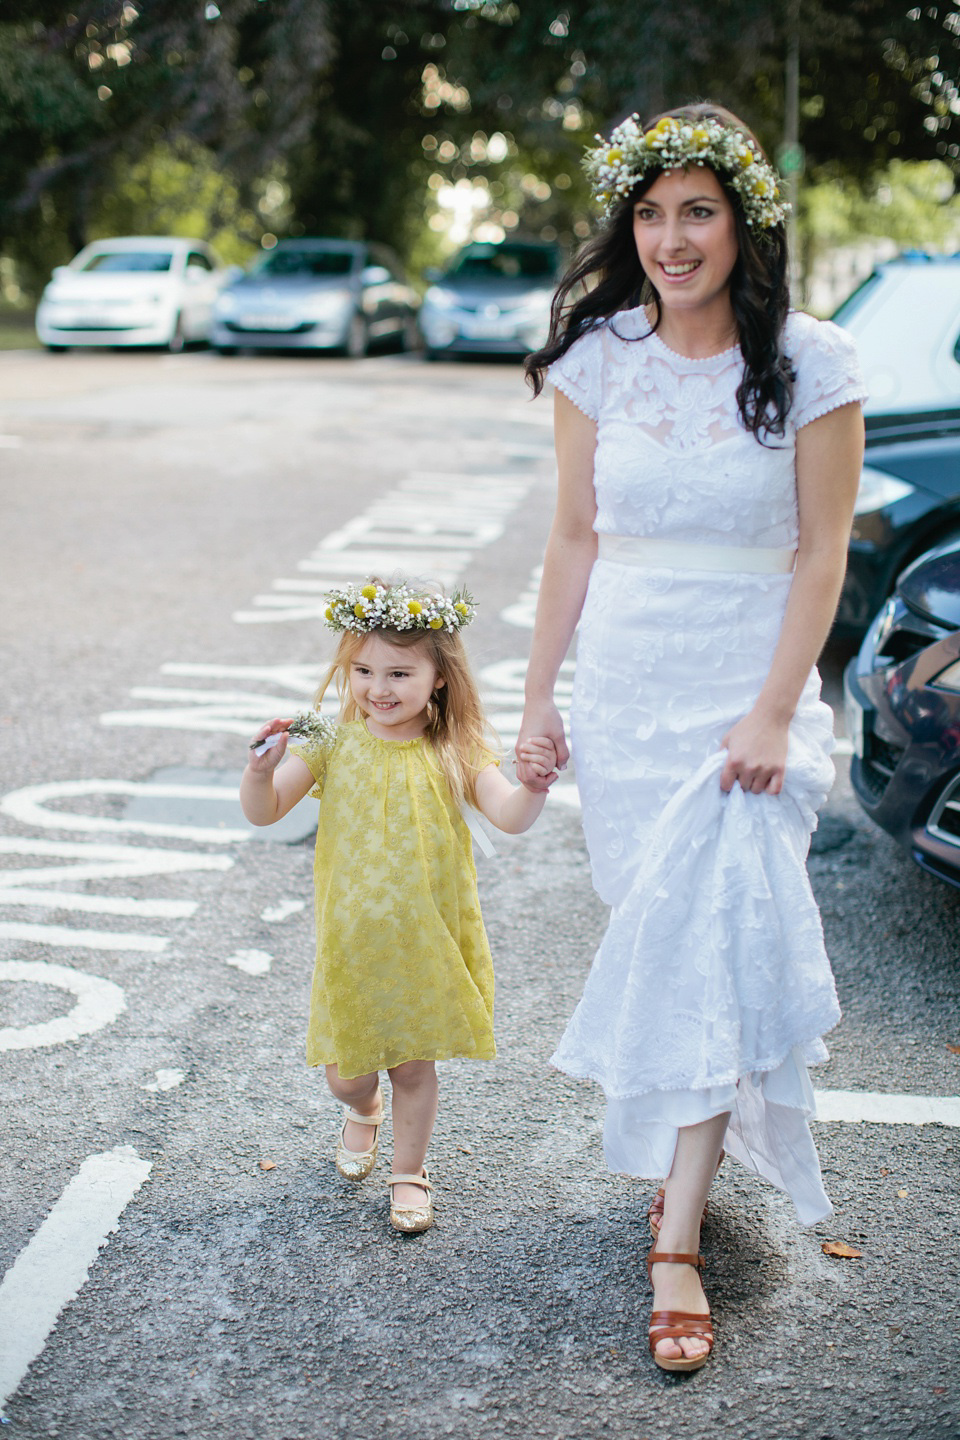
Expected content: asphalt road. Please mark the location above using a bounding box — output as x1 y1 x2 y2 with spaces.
1 347 958 1440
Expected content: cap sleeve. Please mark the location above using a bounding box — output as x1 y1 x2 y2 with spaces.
788 314 868 430
546 326 605 421
288 716 338 799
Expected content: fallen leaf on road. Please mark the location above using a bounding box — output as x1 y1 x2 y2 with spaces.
933 1387 947 1396
897 1188 908 1198
880 1166 890 1176
947 1044 960 1055
259 1159 277 1171
822 1240 862 1259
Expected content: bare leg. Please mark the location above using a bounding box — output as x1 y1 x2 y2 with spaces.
325 1063 381 1151
387 1060 438 1206
651 1111 729 1364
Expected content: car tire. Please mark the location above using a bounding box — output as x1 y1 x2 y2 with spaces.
215 345 238 356
44 344 69 354
167 316 186 354
345 314 368 359
400 316 421 353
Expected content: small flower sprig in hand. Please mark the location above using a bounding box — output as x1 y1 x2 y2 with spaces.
250 711 335 757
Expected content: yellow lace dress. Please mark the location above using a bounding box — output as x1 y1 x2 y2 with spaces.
289 719 497 1079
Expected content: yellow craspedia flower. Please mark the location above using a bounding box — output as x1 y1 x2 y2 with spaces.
324 605 333 621
751 175 771 196
690 126 710 147
606 146 622 164
644 128 660 148
407 600 422 616
738 148 754 169
360 584 377 600
454 602 468 616
353 602 366 618
654 117 678 138
429 616 444 629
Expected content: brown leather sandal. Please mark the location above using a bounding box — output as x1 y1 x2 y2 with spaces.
647 1148 725 1239
646 1247 714 1374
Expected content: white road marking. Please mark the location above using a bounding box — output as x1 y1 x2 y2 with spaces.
225 949 272 976
0 780 250 843
814 1089 960 1127
0 921 168 953
0 961 126 1052
141 1068 185 1093
233 472 533 624
0 1147 151 1411
260 900 306 922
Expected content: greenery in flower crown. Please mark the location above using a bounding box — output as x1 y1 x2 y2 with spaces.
584 114 787 230
323 579 477 634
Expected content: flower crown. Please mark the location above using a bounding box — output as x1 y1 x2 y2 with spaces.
323 579 477 635
584 114 787 230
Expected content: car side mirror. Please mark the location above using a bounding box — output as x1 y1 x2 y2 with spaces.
361 265 391 286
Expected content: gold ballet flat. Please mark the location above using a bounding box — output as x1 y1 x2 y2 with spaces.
335 1098 384 1181
388 1170 433 1234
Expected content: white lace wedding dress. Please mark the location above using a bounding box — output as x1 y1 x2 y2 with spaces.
548 309 866 1224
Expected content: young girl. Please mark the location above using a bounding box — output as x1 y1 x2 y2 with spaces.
240 578 557 1234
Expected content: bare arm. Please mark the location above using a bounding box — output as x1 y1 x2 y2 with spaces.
240 719 317 824
474 761 549 835
719 400 865 794
516 390 599 788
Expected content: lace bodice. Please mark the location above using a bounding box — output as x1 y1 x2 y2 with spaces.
548 310 867 549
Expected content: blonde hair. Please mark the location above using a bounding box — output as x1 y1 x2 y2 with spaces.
314 626 497 808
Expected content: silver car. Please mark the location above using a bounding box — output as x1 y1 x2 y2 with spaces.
211 239 420 356
419 241 562 360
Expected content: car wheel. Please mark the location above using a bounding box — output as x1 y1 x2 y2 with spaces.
215 345 238 356
345 314 368 359
44 344 69 354
400 316 421 353
167 316 186 354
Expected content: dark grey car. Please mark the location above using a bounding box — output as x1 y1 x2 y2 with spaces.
210 239 420 356
419 240 561 359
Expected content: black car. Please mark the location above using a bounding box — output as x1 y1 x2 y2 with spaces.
837 410 960 634
844 537 960 887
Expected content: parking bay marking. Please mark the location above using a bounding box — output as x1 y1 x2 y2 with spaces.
0 1147 151 1414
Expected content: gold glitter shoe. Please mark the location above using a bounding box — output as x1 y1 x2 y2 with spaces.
388 1169 433 1234
335 1098 384 1181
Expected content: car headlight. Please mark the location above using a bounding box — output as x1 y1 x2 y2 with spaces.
933 657 960 691
854 466 915 515
302 289 353 320
423 287 457 311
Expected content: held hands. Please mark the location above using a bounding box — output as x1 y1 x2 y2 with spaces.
719 708 790 795
516 735 561 791
515 701 569 792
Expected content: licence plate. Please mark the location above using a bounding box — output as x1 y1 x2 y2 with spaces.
240 313 294 330
462 316 517 339
843 684 865 758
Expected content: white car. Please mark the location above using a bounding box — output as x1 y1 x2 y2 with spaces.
831 254 960 413
35 236 229 352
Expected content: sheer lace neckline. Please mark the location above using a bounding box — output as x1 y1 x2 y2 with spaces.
616 307 741 369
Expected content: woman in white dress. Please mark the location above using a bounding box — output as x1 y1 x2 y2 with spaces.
517 103 866 1372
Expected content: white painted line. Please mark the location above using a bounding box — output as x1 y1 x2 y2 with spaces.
0 961 126 1052
141 1068 185 1093
0 780 250 843
0 921 168 953
260 900 306 922
814 1089 960 1127
0 1147 151 1411
225 949 272 976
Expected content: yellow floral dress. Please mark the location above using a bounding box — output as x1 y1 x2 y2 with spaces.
289 718 496 1079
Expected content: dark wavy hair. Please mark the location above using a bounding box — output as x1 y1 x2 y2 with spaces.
525 102 795 442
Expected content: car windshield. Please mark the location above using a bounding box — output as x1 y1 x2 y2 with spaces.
446 244 557 281
252 250 355 278
81 252 174 273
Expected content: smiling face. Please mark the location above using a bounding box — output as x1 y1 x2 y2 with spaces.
348 633 444 741
632 167 739 319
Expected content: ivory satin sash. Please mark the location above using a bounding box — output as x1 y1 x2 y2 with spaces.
597 532 797 575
